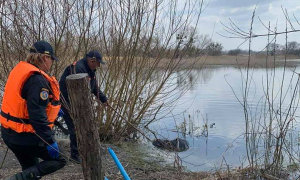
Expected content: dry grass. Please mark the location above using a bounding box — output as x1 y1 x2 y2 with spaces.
153 55 300 69
0 139 211 180
1 138 290 179
201 54 299 67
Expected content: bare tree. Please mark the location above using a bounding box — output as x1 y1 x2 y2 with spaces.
0 0 206 141
206 42 223 56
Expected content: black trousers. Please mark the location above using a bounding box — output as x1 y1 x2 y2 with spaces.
4 140 66 176
61 105 78 157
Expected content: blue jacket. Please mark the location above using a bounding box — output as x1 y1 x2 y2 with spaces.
59 58 108 103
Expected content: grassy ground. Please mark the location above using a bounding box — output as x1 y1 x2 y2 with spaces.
0 138 212 180
1 136 293 180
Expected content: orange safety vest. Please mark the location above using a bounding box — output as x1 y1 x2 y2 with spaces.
0 61 61 133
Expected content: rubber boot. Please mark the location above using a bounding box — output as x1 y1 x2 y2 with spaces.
70 154 81 164
7 166 41 180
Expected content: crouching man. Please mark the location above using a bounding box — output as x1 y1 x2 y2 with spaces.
0 41 66 180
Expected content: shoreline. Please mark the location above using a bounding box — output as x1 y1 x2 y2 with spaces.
0 138 294 179
199 54 300 68
0 139 211 180
153 55 300 69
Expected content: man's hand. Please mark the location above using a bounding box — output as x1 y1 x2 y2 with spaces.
103 100 110 107
58 109 64 118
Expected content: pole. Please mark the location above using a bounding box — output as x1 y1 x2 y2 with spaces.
107 105 151 141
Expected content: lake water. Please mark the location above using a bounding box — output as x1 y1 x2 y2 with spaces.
148 65 300 172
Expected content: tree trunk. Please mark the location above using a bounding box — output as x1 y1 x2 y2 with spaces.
66 73 103 180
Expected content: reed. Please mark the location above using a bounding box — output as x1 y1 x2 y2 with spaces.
222 5 300 178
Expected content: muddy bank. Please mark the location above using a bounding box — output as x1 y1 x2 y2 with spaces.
2 138 293 180
0 138 211 180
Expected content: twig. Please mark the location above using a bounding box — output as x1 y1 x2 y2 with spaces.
107 104 152 142
262 173 281 180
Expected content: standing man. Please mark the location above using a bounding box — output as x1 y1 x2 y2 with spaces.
1 41 66 180
59 50 108 163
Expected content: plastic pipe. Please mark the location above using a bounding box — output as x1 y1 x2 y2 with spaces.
108 148 131 180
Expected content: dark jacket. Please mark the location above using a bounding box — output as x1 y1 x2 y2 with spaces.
1 73 56 146
59 57 108 104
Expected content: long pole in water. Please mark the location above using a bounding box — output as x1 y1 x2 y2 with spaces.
107 104 152 141
108 148 131 180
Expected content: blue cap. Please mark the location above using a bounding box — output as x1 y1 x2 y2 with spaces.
29 41 58 61
86 50 105 64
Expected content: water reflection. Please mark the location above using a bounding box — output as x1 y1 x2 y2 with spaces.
149 65 300 172
174 66 233 90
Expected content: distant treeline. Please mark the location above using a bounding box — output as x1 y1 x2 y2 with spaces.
224 41 300 56
175 40 300 57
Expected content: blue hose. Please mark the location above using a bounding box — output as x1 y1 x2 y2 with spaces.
108 148 131 180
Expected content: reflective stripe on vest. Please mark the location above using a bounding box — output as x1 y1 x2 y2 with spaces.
0 61 60 133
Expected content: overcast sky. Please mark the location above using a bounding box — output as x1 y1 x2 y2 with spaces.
198 0 300 51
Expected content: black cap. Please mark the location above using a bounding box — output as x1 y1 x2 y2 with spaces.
86 50 105 64
29 41 58 61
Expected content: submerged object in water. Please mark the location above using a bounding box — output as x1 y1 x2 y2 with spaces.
152 138 189 152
